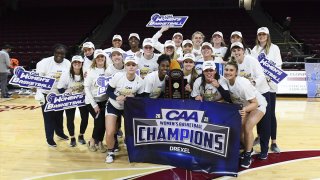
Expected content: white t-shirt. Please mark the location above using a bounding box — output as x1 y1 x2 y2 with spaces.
219 76 267 108
144 71 166 98
237 55 270 94
212 47 227 62
251 43 283 92
192 48 202 61
83 56 93 77
137 53 160 79
105 64 125 76
108 72 144 110
57 72 84 94
84 67 108 107
126 49 143 57
36 56 71 94
191 77 222 101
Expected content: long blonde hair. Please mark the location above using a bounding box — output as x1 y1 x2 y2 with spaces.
90 56 107 69
255 35 272 55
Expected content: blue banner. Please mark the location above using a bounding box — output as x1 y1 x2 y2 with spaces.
124 98 241 176
305 63 320 97
9 66 55 90
44 92 85 112
258 53 287 84
146 13 188 28
195 62 224 76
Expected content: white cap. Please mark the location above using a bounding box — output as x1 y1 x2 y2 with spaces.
111 48 124 55
212 31 223 38
183 53 195 62
230 42 244 49
94 49 107 59
71 55 84 62
231 31 242 38
182 39 193 47
81 42 95 50
201 42 213 51
124 56 138 65
202 61 216 71
257 27 269 35
128 33 140 40
142 38 154 47
172 32 183 38
164 40 175 48
112 34 122 41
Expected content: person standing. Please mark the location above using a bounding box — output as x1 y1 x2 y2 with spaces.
0 44 12 98
35 44 71 147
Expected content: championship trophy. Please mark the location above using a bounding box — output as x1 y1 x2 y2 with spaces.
164 69 189 99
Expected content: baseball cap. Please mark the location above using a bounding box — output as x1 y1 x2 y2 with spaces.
212 31 223 38
231 31 243 38
142 38 154 47
128 33 140 40
94 49 107 59
201 42 213 51
257 27 269 35
202 61 216 71
124 56 138 65
230 42 244 49
182 39 193 47
172 32 183 39
164 40 175 48
81 42 95 50
71 55 84 62
111 48 124 55
112 34 122 41
183 53 195 62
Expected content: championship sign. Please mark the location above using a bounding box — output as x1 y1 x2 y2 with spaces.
44 92 85 112
258 53 287 83
146 13 188 28
9 66 55 90
124 98 241 176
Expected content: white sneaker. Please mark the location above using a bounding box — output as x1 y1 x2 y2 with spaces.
105 152 115 163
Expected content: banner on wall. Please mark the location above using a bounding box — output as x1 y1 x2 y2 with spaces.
124 98 241 176
277 70 307 94
305 63 320 97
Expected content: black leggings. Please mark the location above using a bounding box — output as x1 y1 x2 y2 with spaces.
86 101 107 142
270 92 277 140
65 106 89 137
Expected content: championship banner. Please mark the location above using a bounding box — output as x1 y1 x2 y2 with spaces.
124 98 241 176
44 92 85 112
9 66 55 90
258 53 287 83
96 75 112 96
146 13 188 28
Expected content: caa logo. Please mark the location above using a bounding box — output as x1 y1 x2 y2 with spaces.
161 109 205 122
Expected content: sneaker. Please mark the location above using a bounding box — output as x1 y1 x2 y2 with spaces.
57 134 69 141
78 135 86 145
117 129 123 138
240 148 254 159
70 138 76 147
240 152 252 168
97 142 107 153
105 152 115 163
87 140 97 152
253 137 260 146
270 143 281 153
259 152 268 160
47 139 57 147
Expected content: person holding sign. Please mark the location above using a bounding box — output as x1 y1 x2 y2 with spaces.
252 27 283 153
144 54 170 98
231 42 271 161
211 31 228 63
57 55 89 147
105 56 144 163
84 49 108 153
35 44 71 147
219 60 267 168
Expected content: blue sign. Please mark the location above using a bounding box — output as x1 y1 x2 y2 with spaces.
96 75 112 96
124 98 241 176
9 66 55 90
146 13 188 28
305 63 320 98
195 61 224 76
44 92 85 112
258 53 287 84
